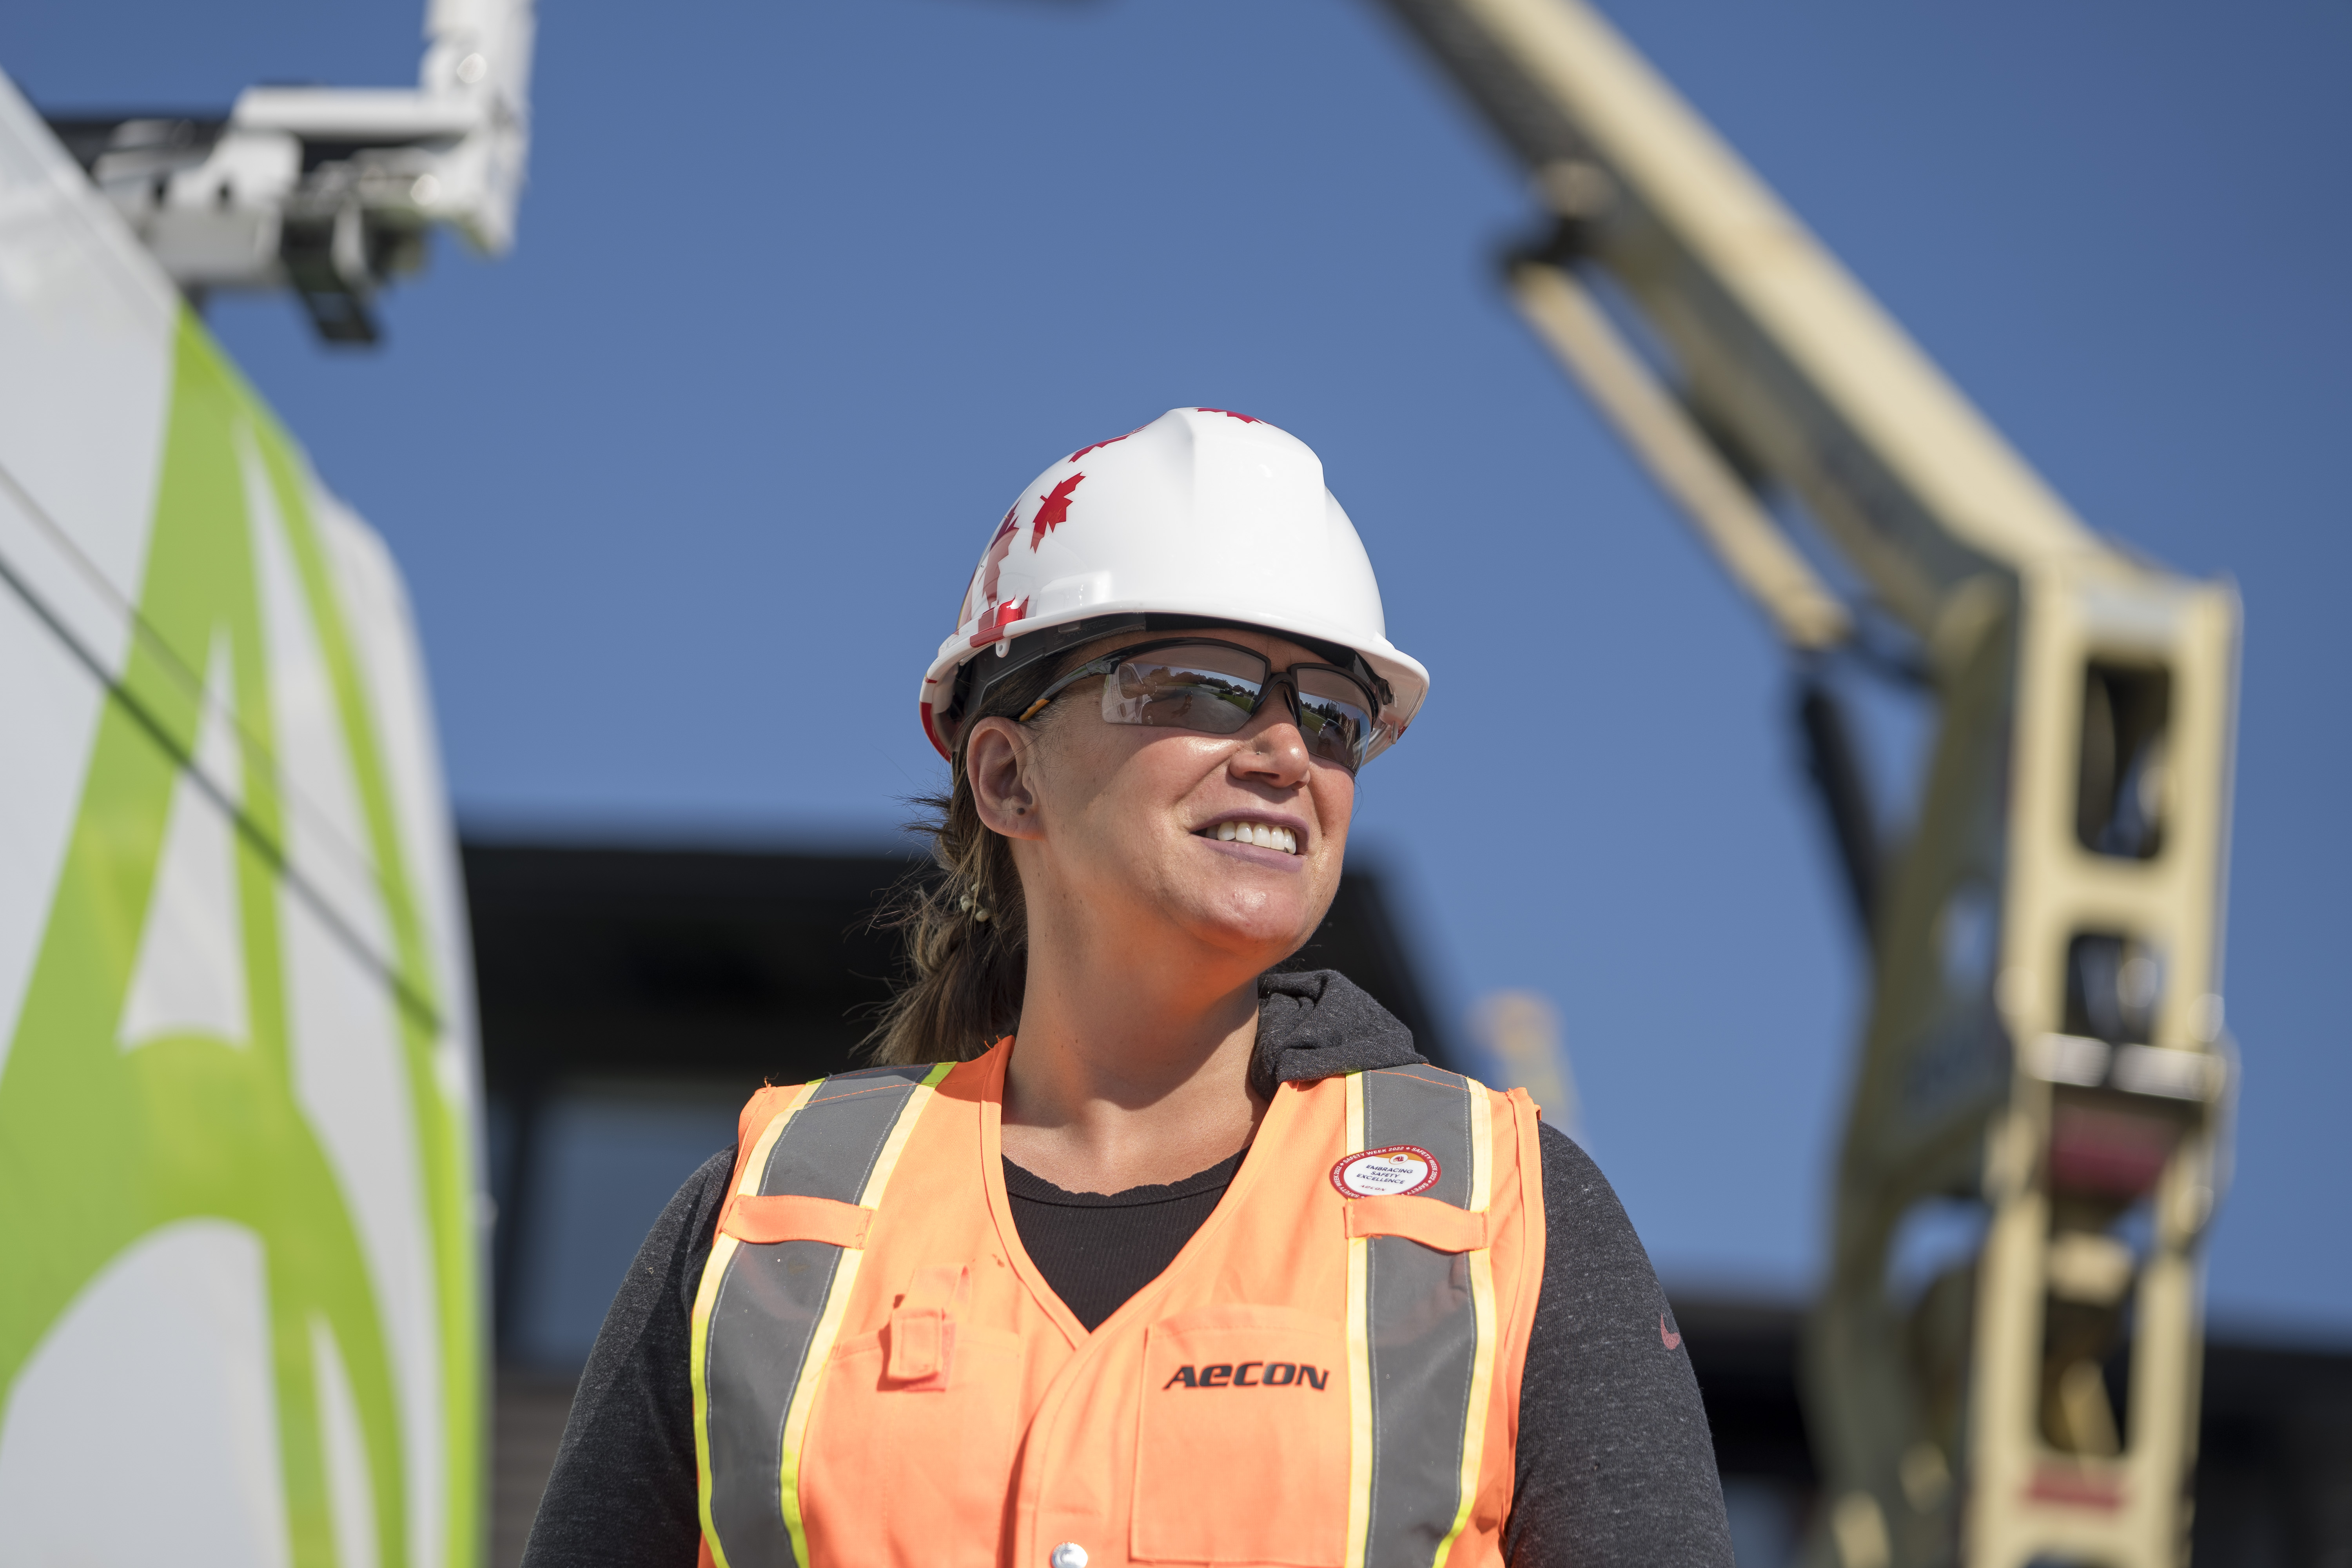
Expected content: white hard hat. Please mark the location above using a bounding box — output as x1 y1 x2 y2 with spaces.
918 407 1430 762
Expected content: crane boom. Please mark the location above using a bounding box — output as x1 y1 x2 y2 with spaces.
1371 3 2241 1565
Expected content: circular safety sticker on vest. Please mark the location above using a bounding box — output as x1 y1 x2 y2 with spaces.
1329 1144 1440 1199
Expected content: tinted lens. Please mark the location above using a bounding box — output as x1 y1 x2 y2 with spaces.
1292 667 1377 768
1103 644 1267 735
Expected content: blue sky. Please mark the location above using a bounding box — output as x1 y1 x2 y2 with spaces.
6 0 2346 1334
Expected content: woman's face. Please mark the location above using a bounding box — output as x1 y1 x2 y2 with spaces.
969 627 1358 975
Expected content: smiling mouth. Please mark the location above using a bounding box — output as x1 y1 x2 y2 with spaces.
1200 820 1301 856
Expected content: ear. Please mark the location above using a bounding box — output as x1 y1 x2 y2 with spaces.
966 717 1045 841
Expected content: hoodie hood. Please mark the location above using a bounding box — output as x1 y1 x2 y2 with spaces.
1251 969 1426 1099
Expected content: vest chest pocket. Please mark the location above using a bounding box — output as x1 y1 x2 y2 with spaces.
1132 1305 1348 1566
799 1306 1026 1566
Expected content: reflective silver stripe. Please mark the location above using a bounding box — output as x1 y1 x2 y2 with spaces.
1359 1065 1487 1568
700 1065 938 1568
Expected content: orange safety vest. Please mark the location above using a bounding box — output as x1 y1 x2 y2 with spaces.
690 1039 1545 1568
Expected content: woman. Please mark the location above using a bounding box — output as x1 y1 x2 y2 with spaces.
523 409 1733 1567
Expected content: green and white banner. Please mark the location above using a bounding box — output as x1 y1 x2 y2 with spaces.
0 71 484 1568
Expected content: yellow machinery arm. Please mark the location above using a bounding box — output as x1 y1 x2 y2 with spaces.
1371 2 2241 1564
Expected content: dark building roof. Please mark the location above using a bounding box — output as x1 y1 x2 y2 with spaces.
463 838 1459 1097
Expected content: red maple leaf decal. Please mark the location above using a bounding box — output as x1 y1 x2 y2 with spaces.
976 505 1020 610
1068 426 1141 464
1030 472 1085 550
1196 408 1260 424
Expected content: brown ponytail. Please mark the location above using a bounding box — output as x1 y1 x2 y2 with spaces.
862 654 1071 1065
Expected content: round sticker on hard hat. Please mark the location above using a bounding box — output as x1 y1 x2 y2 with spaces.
1329 1144 1441 1200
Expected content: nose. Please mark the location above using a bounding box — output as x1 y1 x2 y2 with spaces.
1229 685 1312 788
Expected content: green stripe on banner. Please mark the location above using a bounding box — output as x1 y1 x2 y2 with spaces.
0 310 482 1568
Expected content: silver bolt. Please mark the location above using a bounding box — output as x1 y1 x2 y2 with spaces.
1049 1545 1088 1568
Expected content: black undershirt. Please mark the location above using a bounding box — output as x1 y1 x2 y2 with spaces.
1001 1153 1243 1332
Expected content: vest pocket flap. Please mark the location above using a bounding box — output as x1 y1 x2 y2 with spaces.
720 1193 873 1248
884 1265 970 1387
886 1309 950 1384
1343 1194 1489 1252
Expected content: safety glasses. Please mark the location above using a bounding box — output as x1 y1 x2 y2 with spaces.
1019 639 1395 771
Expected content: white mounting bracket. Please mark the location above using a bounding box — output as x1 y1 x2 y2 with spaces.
46 0 534 342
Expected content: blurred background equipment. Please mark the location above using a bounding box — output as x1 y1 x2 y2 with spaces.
1374 2 2239 1564
1470 989 1579 1140
44 0 532 342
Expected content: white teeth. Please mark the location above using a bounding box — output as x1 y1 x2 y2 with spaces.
1207 821 1300 855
